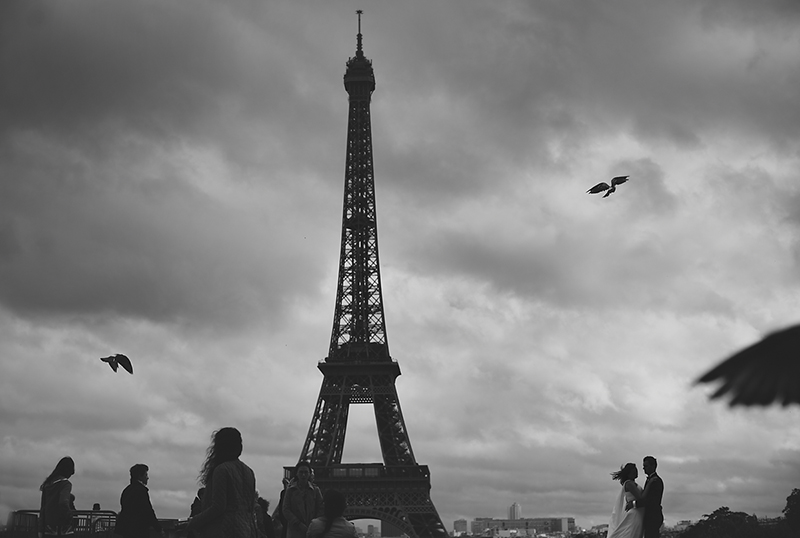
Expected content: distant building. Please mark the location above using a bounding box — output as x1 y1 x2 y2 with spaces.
508 503 521 520
454 519 468 535
471 518 494 535
470 517 575 535
757 517 783 528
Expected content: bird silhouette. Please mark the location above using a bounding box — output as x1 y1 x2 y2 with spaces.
696 324 800 406
100 354 134 375
587 175 631 198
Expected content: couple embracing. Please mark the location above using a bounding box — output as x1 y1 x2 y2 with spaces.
607 456 664 538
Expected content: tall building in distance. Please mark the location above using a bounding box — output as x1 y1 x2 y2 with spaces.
453 520 468 535
508 503 522 520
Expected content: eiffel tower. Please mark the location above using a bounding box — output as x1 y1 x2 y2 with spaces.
285 12 448 538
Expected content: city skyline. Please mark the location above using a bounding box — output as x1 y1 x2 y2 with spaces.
1 0 799 533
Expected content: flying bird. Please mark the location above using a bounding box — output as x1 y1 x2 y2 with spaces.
696 324 800 407
587 175 631 198
100 354 134 375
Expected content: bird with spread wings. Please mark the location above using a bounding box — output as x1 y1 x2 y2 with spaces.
587 175 630 198
100 354 134 375
696 324 800 406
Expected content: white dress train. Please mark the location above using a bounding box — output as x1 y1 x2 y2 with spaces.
607 482 644 538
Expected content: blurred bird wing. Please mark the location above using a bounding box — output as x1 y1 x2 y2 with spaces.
587 182 610 194
115 354 134 374
100 356 118 372
696 324 800 406
611 175 630 186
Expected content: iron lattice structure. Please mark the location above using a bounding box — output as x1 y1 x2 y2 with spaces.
288 13 447 538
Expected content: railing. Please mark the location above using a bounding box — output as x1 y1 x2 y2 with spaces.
2 511 184 538
4 510 117 538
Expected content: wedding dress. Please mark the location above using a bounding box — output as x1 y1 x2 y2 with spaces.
607 481 644 538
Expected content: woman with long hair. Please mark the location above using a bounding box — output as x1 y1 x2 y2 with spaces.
607 462 644 538
306 489 356 538
39 457 76 537
187 428 258 538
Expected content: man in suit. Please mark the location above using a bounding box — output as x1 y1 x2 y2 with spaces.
115 464 162 538
626 456 664 538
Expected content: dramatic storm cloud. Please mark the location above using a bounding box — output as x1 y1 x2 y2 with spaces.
1 0 799 531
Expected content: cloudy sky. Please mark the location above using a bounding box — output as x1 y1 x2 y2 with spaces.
2 0 800 532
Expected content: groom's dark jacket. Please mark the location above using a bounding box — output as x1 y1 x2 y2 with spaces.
642 472 664 527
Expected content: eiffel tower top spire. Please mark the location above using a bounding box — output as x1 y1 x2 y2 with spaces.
356 9 363 56
328 9 387 363
343 10 375 98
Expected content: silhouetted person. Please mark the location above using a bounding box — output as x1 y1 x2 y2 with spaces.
271 478 289 538
187 488 204 538
626 456 664 538
90 503 105 533
282 461 322 538
606 463 643 538
115 464 162 538
254 497 275 538
39 457 76 537
306 489 356 538
190 488 205 517
187 427 258 538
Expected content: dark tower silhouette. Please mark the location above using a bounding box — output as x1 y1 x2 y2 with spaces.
286 11 447 538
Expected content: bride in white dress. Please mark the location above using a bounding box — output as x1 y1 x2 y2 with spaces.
607 463 644 538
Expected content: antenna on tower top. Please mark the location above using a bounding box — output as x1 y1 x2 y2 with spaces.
356 9 363 55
